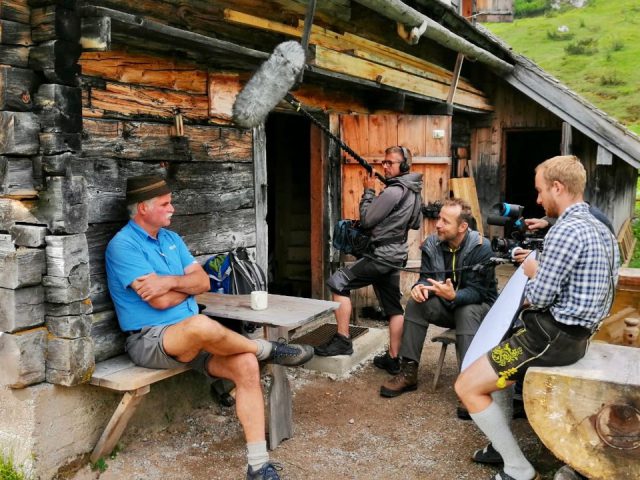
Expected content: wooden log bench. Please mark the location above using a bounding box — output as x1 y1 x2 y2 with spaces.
90 293 338 462
523 342 640 480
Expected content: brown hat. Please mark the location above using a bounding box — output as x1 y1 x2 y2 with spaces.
126 175 171 204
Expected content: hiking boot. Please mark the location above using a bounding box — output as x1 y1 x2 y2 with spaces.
314 333 353 356
246 462 282 480
492 470 540 480
266 340 314 367
373 351 400 374
472 442 503 465
380 360 418 397
553 466 587 480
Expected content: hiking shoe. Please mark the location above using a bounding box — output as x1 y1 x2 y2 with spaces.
314 333 353 356
456 405 472 420
492 470 540 480
472 442 503 465
246 462 282 480
266 340 314 367
553 465 588 480
373 351 400 374
380 360 418 397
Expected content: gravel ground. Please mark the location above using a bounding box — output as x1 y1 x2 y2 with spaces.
66 322 561 480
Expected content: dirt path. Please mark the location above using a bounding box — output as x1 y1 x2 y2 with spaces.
67 324 561 480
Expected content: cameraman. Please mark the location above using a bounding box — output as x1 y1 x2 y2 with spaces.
455 155 619 480
380 198 498 409
315 146 423 362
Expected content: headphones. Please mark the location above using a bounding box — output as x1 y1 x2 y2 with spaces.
398 145 410 173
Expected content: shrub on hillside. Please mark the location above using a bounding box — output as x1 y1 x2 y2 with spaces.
547 30 575 40
565 37 598 55
600 73 625 86
515 0 552 18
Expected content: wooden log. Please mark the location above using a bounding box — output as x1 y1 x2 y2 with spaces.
41 64 80 85
80 50 208 93
524 343 640 480
36 175 87 233
46 313 91 338
0 65 38 111
45 233 88 277
0 327 47 388
42 262 90 304
45 298 92 316
31 5 80 43
27 0 75 8
29 39 80 70
0 44 29 67
0 285 45 332
34 83 82 133
0 18 31 45
83 81 209 121
36 151 74 176
0 236 46 288
39 131 81 154
91 309 125 362
0 0 30 24
10 224 48 247
0 111 39 155
89 272 112 314
81 118 253 162
0 156 36 197
46 335 95 386
80 16 110 51
0 198 39 230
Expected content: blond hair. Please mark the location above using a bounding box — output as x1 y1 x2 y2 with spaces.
535 155 586 196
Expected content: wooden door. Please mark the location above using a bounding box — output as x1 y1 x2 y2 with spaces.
338 114 451 314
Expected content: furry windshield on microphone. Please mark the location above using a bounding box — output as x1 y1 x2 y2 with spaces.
232 41 306 128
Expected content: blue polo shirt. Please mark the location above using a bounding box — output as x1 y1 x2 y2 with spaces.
105 220 199 332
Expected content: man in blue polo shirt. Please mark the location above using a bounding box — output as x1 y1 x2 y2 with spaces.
105 174 313 480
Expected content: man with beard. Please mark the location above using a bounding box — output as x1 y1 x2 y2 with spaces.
380 198 497 407
315 146 423 368
455 156 619 480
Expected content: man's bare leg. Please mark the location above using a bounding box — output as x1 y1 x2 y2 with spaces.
388 313 403 358
332 292 352 337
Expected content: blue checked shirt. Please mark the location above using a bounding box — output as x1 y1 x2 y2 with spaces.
525 202 620 329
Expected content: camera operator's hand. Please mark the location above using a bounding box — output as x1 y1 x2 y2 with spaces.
363 172 376 191
522 256 538 279
425 278 456 301
411 284 429 303
525 218 549 231
511 247 532 264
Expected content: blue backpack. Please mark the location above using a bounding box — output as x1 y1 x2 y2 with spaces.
203 247 266 295
203 254 233 294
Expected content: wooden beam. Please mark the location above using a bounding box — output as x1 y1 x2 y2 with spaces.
561 122 572 155
597 145 613 166
252 124 268 280
446 53 464 105
0 0 30 24
309 45 493 111
0 18 31 45
352 0 514 73
0 328 47 388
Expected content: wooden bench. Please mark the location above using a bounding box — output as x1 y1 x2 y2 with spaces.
90 293 339 461
89 354 190 463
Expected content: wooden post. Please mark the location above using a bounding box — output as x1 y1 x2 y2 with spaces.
90 386 150 462
264 326 293 449
253 124 268 279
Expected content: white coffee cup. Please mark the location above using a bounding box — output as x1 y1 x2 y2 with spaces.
250 290 268 310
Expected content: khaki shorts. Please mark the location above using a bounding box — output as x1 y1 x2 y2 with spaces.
125 324 211 374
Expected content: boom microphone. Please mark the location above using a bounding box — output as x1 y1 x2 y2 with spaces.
232 41 306 128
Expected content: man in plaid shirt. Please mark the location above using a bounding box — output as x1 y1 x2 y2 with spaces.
455 155 619 480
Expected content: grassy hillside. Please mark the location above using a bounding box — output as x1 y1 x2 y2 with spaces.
487 0 640 135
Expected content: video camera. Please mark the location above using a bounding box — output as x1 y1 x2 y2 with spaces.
487 202 544 262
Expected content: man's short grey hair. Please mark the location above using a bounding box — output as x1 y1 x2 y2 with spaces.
127 198 155 219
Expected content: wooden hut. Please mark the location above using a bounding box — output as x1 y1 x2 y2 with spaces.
1 0 639 476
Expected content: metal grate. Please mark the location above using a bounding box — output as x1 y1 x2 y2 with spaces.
294 324 369 347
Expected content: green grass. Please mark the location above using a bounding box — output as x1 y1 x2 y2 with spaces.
488 0 640 135
0 453 29 480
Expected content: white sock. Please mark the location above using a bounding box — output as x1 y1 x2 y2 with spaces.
491 385 514 424
253 339 272 361
470 400 536 480
247 440 269 471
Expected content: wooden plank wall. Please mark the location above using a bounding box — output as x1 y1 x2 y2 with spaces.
78 50 257 362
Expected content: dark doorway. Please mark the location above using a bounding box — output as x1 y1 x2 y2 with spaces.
265 113 311 297
505 130 562 219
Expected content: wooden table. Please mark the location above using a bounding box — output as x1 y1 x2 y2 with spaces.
196 292 339 448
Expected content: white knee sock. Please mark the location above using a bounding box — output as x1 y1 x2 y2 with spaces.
253 339 272 361
247 440 269 471
491 385 514 424
470 400 536 480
